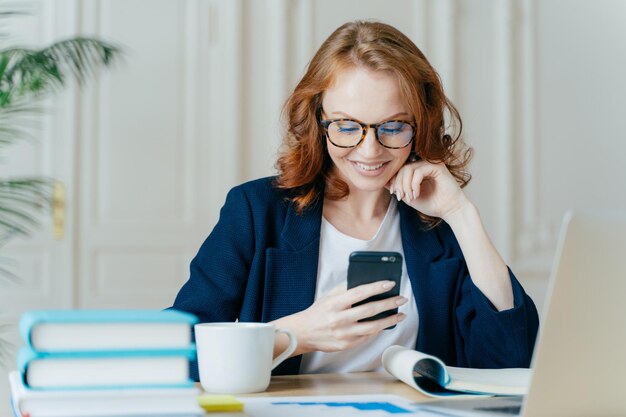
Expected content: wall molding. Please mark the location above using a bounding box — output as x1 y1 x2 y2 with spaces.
204 0 243 208
411 0 429 50
292 0 315 83
511 0 555 278
492 0 515 261
428 0 457 100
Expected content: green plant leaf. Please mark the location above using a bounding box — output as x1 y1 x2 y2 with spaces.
0 96 41 149
0 316 16 369
0 177 52 247
1 37 122 103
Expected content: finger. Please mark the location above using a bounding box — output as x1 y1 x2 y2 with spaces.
402 166 415 201
344 295 407 323
339 280 397 310
411 168 426 199
392 168 406 201
342 313 407 337
411 164 441 198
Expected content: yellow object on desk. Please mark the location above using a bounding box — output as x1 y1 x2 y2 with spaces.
197 394 245 412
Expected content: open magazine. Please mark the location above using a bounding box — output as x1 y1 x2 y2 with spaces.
382 345 531 398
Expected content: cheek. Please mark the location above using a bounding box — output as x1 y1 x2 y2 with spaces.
326 141 352 163
390 148 411 165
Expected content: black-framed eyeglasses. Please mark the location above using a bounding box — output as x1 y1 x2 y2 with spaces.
320 118 416 149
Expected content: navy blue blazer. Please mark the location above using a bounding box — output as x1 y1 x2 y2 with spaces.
171 177 539 380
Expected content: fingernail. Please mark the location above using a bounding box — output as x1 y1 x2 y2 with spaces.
396 297 408 306
382 281 396 289
389 186 394 195
397 313 406 322
413 191 417 200
395 191 402 201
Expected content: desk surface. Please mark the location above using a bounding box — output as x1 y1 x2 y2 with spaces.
237 371 430 402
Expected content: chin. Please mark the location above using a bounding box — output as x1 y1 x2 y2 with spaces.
347 175 390 193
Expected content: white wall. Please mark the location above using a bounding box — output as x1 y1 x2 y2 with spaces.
2 0 626 413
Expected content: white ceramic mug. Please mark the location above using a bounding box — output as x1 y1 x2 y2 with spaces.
195 322 297 394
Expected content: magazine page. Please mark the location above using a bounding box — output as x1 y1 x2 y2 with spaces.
382 345 455 398
446 366 530 396
382 345 530 398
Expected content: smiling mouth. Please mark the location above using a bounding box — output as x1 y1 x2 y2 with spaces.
353 161 387 171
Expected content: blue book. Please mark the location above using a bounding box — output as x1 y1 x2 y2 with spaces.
18 346 197 390
19 309 198 353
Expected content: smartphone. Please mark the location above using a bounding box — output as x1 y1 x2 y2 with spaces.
347 251 403 329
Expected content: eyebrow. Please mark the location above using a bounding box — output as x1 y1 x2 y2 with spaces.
329 111 410 122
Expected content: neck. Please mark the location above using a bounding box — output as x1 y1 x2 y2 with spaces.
328 187 392 221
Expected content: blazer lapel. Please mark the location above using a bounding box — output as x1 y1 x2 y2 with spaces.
398 202 445 264
398 203 449 340
262 198 323 323
263 198 322 375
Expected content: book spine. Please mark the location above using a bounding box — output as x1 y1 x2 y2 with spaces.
18 312 38 350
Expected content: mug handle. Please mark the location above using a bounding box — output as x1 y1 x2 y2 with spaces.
271 328 298 370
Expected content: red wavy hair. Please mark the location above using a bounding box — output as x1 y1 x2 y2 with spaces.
275 20 472 225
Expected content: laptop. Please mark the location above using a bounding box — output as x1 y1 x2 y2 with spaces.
419 210 626 417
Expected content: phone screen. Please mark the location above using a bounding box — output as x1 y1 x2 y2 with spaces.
347 251 403 329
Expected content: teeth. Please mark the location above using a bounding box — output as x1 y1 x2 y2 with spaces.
355 162 385 171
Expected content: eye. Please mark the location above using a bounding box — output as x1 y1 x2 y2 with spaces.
379 122 405 135
333 121 361 134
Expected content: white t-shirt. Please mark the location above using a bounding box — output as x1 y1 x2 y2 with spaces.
299 198 419 374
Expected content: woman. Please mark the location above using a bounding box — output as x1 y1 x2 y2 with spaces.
171 20 539 380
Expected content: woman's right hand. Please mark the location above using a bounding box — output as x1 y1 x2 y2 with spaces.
271 281 407 357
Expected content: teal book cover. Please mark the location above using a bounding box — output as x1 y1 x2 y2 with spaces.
17 346 197 390
19 309 198 352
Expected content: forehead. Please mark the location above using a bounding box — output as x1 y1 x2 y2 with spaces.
322 66 409 121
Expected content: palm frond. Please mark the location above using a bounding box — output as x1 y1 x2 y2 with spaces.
0 37 122 103
0 95 41 148
0 177 52 247
0 316 17 368
0 2 33 39
0 262 18 282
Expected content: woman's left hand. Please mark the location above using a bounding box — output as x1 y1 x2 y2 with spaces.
388 160 515 311
386 160 470 221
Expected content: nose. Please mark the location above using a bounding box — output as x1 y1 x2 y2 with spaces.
358 126 383 157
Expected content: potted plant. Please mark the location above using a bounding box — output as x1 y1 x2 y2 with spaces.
0 9 121 366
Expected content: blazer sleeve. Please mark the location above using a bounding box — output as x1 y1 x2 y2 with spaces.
170 185 255 323
454 265 540 368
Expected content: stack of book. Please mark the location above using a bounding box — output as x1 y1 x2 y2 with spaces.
9 309 203 417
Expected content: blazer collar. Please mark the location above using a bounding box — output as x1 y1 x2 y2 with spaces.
280 196 323 252
398 202 445 260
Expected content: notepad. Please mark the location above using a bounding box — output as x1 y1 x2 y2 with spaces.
197 394 244 412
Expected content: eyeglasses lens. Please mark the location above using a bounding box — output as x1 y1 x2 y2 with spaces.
327 120 413 148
